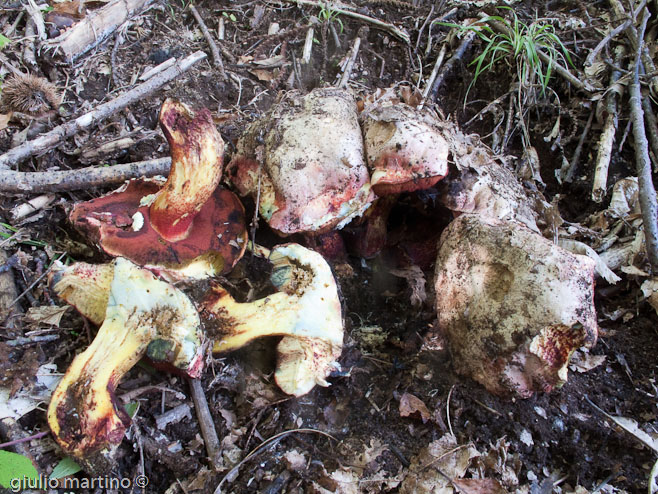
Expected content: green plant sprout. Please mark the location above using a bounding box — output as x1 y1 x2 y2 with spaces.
318 3 344 34
439 7 572 102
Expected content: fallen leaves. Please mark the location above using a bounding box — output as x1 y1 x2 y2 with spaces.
399 392 431 423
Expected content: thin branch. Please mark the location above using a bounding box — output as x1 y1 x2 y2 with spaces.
338 35 361 88
0 51 206 171
188 377 221 469
430 31 475 102
628 11 658 271
0 157 172 194
189 4 226 80
285 0 410 44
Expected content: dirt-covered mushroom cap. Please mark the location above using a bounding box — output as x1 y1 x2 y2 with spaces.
202 243 344 396
47 258 206 474
434 214 598 398
361 103 449 195
226 88 373 235
70 99 247 280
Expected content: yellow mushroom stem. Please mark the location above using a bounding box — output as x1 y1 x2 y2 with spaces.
205 243 344 396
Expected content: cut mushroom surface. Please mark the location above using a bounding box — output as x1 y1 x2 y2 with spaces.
70 99 247 280
47 258 205 473
227 88 373 235
434 214 598 397
202 243 344 396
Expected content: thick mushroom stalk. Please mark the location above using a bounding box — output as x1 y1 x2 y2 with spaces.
202 244 343 396
226 88 373 235
435 215 598 398
48 258 205 473
361 103 449 195
150 99 224 242
70 99 247 280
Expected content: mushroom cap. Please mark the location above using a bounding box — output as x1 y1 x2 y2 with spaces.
362 104 449 195
227 88 374 235
435 214 598 397
70 179 247 280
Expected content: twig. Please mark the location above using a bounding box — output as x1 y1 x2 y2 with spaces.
591 46 624 197
23 18 37 70
628 10 658 271
285 0 410 44
419 44 446 108
189 4 226 80
188 377 221 468
584 18 632 67
302 26 314 64
414 4 434 53
0 429 49 449
640 68 658 173
430 31 476 102
446 384 455 437
155 403 192 430
214 428 337 494
0 157 171 193
9 253 66 308
24 0 47 41
0 51 206 171
338 35 361 88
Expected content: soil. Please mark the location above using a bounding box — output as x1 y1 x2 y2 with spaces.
0 1 657 493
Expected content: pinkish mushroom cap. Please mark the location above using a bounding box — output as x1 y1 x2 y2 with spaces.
70 99 247 279
435 214 598 398
362 103 449 196
227 88 373 236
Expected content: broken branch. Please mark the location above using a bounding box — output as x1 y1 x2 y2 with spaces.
189 4 226 80
0 157 171 194
0 50 206 171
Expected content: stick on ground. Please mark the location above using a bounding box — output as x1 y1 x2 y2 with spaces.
189 4 226 80
0 51 206 171
188 377 221 469
0 157 171 193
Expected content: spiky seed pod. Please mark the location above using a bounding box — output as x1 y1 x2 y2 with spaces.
1 74 61 116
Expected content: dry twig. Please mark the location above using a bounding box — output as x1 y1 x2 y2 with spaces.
189 4 226 80
0 51 206 171
188 377 222 468
627 10 658 271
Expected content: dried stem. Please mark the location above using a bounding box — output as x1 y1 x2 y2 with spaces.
0 157 172 193
338 35 361 88
189 4 226 80
591 46 625 198
628 11 658 271
0 51 206 171
188 377 221 469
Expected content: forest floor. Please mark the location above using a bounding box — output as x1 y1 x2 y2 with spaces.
0 0 658 493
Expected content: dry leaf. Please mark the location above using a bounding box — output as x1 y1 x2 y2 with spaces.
25 305 69 326
0 113 11 131
641 278 658 315
569 350 606 373
453 478 508 494
249 68 277 82
609 416 658 453
399 392 431 423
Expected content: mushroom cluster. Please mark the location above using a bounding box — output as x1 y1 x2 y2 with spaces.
50 88 602 474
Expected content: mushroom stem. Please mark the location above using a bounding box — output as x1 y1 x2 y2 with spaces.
48 258 205 473
150 99 224 242
204 244 343 396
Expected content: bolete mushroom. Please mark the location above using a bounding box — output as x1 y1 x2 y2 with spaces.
361 103 450 195
201 243 343 396
70 99 247 280
47 258 205 473
226 88 373 236
434 214 598 397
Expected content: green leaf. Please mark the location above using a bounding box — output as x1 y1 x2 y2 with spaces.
124 401 140 418
50 457 81 479
0 450 39 489
229 13 236 22
0 35 10 50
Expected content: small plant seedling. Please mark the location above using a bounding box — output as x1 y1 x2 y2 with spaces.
318 4 344 34
222 12 237 22
438 7 572 102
